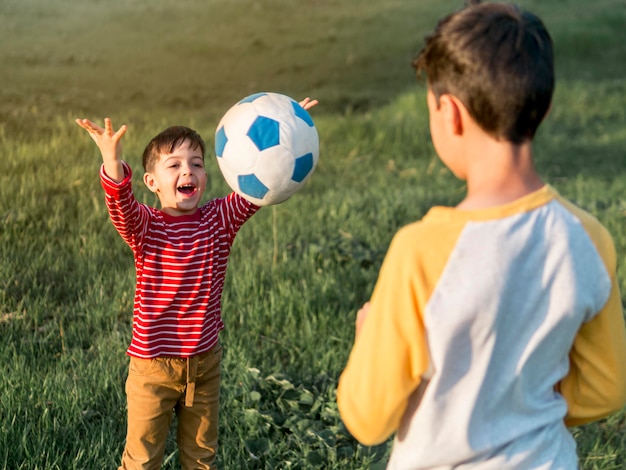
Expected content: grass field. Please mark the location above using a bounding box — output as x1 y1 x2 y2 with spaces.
1 0 626 468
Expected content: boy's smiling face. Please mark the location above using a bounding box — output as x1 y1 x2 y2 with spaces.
143 139 207 216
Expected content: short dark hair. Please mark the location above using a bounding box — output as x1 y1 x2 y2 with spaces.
413 1 554 144
142 126 206 172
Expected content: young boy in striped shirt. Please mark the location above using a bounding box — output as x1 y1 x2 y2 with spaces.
76 97 316 470
336 2 626 469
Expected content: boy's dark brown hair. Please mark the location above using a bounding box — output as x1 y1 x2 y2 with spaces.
413 1 554 144
142 126 206 172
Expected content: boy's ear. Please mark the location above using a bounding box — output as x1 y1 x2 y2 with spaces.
439 94 464 136
143 172 158 193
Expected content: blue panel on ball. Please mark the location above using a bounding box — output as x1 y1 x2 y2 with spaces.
215 126 228 157
238 174 269 199
247 116 280 151
239 92 267 104
292 153 314 183
291 101 314 127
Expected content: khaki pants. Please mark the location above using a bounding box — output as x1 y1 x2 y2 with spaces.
119 344 223 470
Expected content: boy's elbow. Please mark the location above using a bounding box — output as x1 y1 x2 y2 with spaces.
565 402 625 428
354 431 390 447
337 386 398 446
600 363 626 419
613 376 626 409
603 378 626 419
338 403 393 446
564 377 626 427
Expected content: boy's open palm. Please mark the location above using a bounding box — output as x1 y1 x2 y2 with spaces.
76 118 127 161
76 117 127 181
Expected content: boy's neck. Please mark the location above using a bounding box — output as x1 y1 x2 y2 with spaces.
159 206 200 218
457 137 544 210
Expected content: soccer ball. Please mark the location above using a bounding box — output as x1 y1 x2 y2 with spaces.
215 92 319 206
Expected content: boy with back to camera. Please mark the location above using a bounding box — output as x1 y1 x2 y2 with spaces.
336 2 626 469
75 97 316 470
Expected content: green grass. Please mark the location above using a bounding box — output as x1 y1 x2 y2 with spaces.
1 0 626 468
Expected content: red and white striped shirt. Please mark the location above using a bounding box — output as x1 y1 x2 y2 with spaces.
101 162 259 358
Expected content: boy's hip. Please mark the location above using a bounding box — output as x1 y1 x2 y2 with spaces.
127 343 223 406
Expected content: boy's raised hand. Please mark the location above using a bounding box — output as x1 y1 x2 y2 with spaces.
76 117 127 182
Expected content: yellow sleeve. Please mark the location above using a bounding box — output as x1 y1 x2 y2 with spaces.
557 209 626 427
337 220 460 445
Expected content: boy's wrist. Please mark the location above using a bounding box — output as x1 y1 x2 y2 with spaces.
102 160 126 183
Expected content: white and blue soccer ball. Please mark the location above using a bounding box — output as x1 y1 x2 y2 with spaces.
215 92 319 206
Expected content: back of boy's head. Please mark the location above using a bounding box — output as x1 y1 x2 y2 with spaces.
142 126 206 172
413 0 554 144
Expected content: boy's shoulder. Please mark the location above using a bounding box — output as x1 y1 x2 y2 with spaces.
551 191 616 265
554 192 608 234
395 208 465 244
197 193 236 215
386 207 471 270
197 192 259 223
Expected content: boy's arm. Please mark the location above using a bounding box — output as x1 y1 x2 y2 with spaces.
75 118 127 182
216 192 260 240
337 230 429 446
558 228 626 427
558 274 626 427
99 161 151 251
76 117 149 249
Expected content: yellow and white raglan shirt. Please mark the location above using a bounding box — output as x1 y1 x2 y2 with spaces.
337 185 626 470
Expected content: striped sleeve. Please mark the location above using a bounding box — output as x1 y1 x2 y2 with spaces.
100 161 151 251
215 193 260 241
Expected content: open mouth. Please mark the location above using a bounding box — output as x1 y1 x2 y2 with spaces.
177 184 197 195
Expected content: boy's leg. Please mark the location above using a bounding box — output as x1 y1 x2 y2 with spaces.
120 357 186 470
176 344 223 470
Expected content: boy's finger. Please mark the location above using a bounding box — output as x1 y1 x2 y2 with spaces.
75 118 91 130
76 119 107 138
114 124 128 139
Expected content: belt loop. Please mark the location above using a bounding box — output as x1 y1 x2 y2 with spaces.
185 356 199 407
